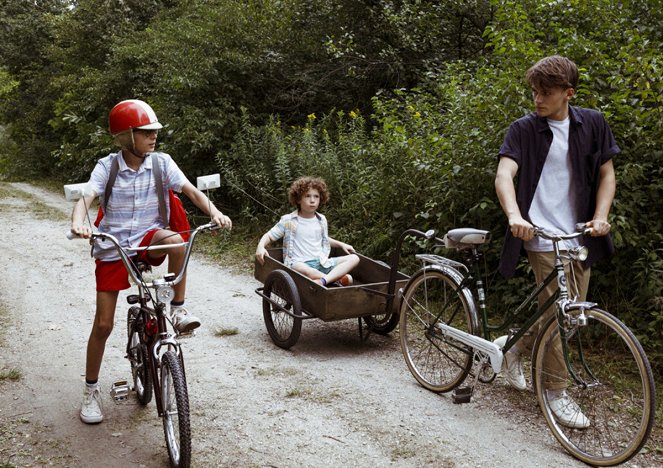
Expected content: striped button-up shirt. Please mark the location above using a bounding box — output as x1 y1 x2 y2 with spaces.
88 151 188 261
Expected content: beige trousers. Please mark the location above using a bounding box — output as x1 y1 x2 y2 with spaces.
519 250 590 390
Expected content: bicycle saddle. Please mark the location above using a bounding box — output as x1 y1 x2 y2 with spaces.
443 228 490 249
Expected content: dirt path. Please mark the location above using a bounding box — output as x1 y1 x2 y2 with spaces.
0 182 639 467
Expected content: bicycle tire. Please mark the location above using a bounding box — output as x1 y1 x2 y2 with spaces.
399 267 479 393
161 350 191 468
532 307 656 466
262 270 302 349
127 308 152 405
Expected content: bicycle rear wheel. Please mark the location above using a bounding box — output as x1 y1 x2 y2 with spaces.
533 307 655 466
161 351 191 468
127 307 152 405
399 267 479 393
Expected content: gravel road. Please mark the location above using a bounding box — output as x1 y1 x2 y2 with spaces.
0 182 650 467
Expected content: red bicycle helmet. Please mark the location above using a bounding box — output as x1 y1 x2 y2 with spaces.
108 99 163 135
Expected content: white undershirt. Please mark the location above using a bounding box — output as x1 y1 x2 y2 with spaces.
290 216 323 264
526 117 580 251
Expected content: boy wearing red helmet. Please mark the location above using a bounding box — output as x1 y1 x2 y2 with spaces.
70 99 232 424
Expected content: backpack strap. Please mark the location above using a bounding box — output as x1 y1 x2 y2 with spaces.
150 153 169 227
102 153 168 227
101 155 120 213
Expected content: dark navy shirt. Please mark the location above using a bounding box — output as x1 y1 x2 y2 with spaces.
498 106 620 278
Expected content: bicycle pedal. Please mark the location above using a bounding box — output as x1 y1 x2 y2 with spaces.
176 330 197 339
452 386 473 404
110 380 131 402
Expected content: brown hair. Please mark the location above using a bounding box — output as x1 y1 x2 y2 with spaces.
526 55 579 91
288 176 329 207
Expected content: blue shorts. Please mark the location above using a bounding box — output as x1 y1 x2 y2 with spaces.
302 258 337 274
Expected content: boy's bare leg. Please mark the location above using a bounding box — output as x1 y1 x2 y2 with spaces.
293 254 360 284
85 290 119 381
147 229 187 301
324 254 359 283
292 263 326 280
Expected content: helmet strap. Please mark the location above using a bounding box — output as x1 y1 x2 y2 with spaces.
126 129 147 159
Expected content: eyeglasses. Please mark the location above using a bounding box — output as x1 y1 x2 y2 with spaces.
134 129 158 136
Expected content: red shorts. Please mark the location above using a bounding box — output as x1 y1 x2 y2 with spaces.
95 230 166 292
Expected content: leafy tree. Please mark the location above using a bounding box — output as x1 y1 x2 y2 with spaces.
0 0 70 177
46 0 498 180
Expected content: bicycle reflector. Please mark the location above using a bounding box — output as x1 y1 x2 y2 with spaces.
146 318 158 336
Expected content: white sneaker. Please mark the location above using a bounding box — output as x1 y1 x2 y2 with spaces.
547 389 590 429
80 384 103 424
171 306 201 333
494 336 527 391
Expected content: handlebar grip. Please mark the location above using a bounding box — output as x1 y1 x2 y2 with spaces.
67 231 97 240
575 222 594 236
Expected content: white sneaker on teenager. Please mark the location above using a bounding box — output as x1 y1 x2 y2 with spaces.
494 335 527 391
171 306 201 333
547 389 590 429
80 384 103 424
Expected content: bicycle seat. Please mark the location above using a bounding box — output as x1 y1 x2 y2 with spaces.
443 228 490 249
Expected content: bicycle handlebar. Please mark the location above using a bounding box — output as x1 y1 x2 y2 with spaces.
533 223 593 242
67 222 220 288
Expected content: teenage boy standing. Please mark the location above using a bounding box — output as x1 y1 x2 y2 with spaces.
494 55 619 428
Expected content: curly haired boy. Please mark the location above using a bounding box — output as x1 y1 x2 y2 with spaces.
256 176 358 286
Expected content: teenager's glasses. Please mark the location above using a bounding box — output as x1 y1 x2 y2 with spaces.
134 129 158 136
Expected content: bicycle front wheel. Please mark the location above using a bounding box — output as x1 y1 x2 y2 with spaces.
399 267 479 393
533 307 655 466
161 351 191 468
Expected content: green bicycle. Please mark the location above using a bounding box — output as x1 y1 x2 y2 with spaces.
398 224 656 466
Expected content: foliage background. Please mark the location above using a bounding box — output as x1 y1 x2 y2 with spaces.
0 0 661 363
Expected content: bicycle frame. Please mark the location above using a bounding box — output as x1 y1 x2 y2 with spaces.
442 227 599 386
128 286 183 417
89 222 218 416
404 226 596 375
472 230 593 354
470 252 559 355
